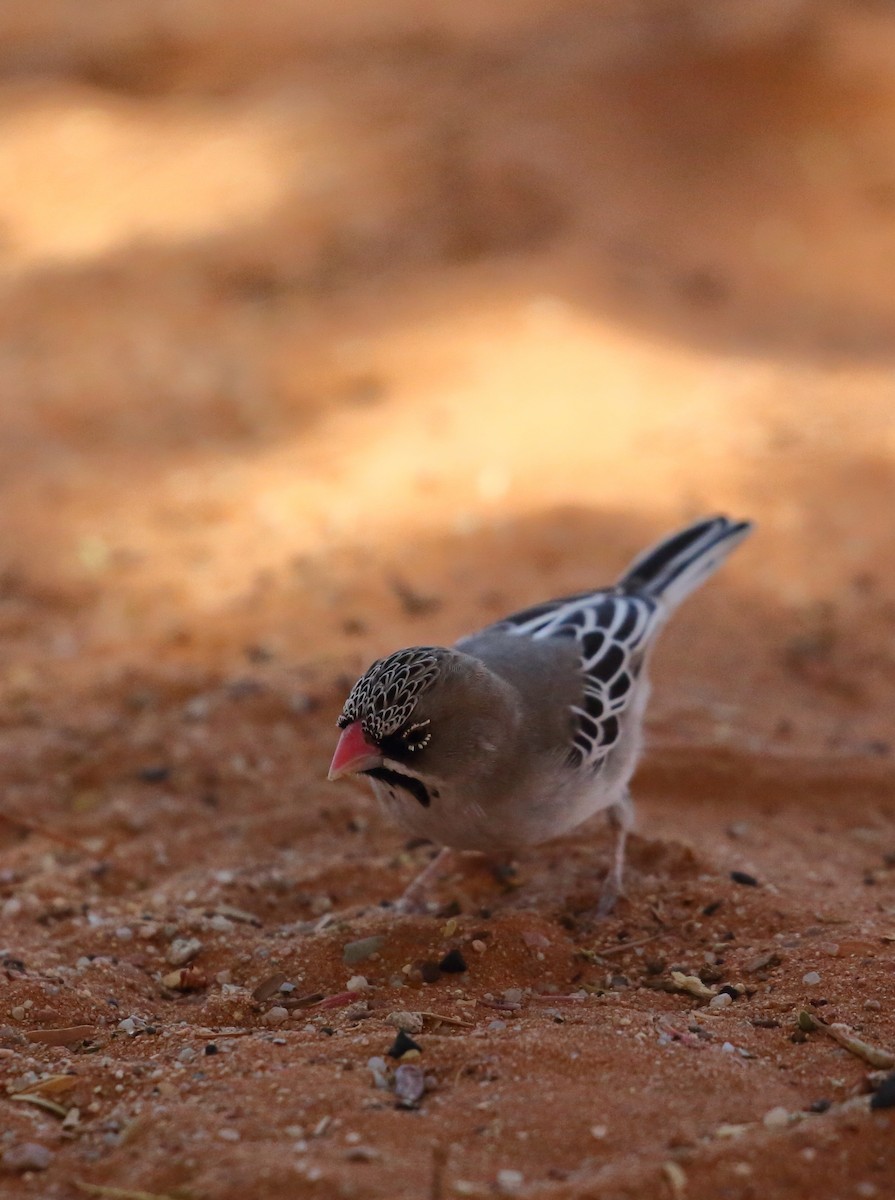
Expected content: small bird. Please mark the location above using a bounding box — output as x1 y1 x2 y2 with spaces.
329 515 752 915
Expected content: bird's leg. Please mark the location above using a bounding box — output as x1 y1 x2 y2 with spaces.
597 794 634 917
394 846 454 915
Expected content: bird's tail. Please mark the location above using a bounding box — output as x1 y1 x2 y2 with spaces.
617 515 753 612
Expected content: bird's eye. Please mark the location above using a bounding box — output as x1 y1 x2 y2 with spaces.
402 721 431 752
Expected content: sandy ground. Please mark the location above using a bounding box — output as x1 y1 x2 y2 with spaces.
1 3 895 1197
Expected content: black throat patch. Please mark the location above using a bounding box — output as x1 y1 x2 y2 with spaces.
364 766 431 809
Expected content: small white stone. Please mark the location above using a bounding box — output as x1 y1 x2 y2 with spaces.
721 1041 736 1053
346 975 370 992
802 971 821 985
218 1128 240 1142
2 1142 53 1172
115 926 133 941
263 1006 289 1026
496 1169 524 1194
590 1124 608 1139
386 1011 424 1034
166 937 202 967
709 992 733 1010
762 1106 790 1130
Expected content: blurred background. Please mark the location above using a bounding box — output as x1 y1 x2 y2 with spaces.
1 0 894 755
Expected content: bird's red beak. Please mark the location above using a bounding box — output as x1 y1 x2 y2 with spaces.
328 721 383 781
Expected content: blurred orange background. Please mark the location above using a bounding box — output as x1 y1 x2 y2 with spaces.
1 0 893 747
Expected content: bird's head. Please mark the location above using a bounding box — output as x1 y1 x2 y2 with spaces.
328 646 519 800
328 646 446 782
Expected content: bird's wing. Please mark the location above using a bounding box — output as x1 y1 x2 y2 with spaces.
460 590 662 770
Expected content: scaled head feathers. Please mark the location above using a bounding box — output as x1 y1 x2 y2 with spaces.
338 646 446 742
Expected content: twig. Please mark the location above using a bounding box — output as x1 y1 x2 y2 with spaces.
0 810 94 853
74 1184 181 1200
591 930 665 957
431 1143 448 1200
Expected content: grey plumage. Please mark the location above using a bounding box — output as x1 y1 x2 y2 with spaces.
329 515 753 912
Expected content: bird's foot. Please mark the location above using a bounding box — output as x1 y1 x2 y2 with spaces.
393 846 453 915
596 870 624 918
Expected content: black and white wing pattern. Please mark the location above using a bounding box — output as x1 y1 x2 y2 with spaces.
476 589 664 771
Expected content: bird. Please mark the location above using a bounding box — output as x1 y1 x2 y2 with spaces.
328 514 753 915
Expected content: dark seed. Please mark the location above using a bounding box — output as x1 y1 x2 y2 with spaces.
730 871 760 887
387 1030 422 1059
204 1043 218 1055
137 765 171 784
807 1098 831 1113
701 900 723 916
419 961 441 984
870 1073 895 1110
438 949 468 974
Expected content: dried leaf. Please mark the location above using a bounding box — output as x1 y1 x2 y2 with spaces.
662 1160 688 1198
251 973 287 1002
161 967 207 991
669 972 716 1001
314 991 358 1010
12 1093 70 1118
210 905 261 926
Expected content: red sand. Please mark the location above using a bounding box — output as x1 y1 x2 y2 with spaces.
1 4 894 1197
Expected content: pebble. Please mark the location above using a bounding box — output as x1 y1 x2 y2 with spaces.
346 976 370 992
869 1072 895 1110
385 1011 424 1035
709 992 733 1010
166 938 202 967
177 1047 197 1063
343 937 384 966
496 1169 524 1194
387 1030 422 1059
802 971 821 986
263 1007 289 1026
590 1125 608 1139
367 1056 390 1090
864 999 882 1012
218 1128 240 1142
115 926 133 941
438 949 468 974
762 1106 790 1130
1 1143 53 1172
471 940 487 954
394 1062 426 1108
